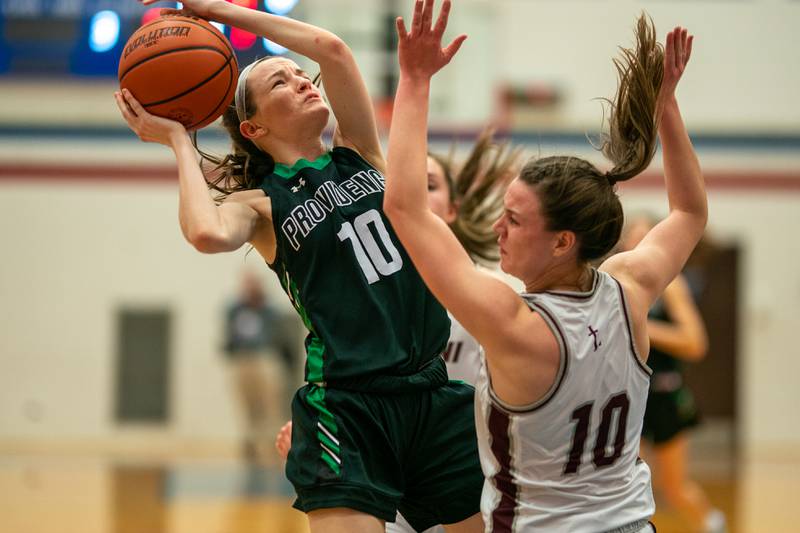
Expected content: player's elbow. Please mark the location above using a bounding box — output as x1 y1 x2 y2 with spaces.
318 35 352 65
684 336 709 361
187 227 232 254
695 198 709 229
383 193 413 230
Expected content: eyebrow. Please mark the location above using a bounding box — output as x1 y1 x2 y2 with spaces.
266 70 285 85
266 67 311 86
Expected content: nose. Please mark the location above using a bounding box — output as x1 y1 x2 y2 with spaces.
297 76 312 92
492 215 505 236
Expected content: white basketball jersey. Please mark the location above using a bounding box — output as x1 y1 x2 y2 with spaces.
444 313 482 385
475 270 654 533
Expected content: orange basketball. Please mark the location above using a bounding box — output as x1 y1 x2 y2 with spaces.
118 15 238 131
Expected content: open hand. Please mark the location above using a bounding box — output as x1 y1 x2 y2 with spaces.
396 0 467 81
114 89 187 146
659 27 693 102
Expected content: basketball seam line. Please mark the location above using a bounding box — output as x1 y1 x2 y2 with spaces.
142 52 234 110
119 45 228 86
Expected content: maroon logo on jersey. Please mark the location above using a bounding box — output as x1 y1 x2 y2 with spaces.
588 325 601 351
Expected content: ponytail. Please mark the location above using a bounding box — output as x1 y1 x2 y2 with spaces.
601 13 664 184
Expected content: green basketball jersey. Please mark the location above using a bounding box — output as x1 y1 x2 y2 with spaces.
261 147 450 384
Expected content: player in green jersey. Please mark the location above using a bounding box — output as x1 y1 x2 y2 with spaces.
116 1 482 531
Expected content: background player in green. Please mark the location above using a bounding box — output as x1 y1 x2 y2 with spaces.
115 0 482 531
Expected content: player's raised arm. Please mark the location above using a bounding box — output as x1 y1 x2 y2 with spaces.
146 0 384 171
384 1 527 356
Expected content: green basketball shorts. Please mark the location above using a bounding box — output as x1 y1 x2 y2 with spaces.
286 362 482 531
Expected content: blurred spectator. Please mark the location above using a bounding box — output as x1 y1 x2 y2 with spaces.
224 269 296 465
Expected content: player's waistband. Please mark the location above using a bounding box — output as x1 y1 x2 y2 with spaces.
604 519 654 533
309 355 448 393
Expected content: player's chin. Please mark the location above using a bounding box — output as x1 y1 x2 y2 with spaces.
306 104 331 127
310 99 330 116
498 254 512 275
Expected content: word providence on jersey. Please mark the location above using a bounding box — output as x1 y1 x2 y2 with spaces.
281 169 386 251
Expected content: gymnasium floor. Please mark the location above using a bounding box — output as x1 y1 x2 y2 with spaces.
1 442 797 533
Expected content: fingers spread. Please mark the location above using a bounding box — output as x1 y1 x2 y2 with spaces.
443 34 467 62
434 0 452 37
396 17 409 40
411 0 423 35
421 0 435 32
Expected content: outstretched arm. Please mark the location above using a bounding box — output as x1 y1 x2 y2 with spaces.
145 0 384 170
602 28 707 307
384 1 525 355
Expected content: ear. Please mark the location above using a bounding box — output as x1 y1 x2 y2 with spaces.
239 120 268 141
552 230 577 258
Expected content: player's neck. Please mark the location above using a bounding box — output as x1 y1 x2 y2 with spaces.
525 263 593 294
258 136 327 168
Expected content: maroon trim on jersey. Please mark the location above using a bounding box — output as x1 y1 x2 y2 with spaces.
488 404 518 532
542 268 599 299
487 300 570 414
524 302 570 411
611 277 652 377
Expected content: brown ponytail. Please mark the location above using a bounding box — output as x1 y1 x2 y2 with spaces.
602 14 664 184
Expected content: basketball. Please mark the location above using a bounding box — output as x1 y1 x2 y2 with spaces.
118 15 238 131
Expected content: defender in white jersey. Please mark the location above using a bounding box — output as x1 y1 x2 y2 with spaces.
473 270 653 532
386 5 705 532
